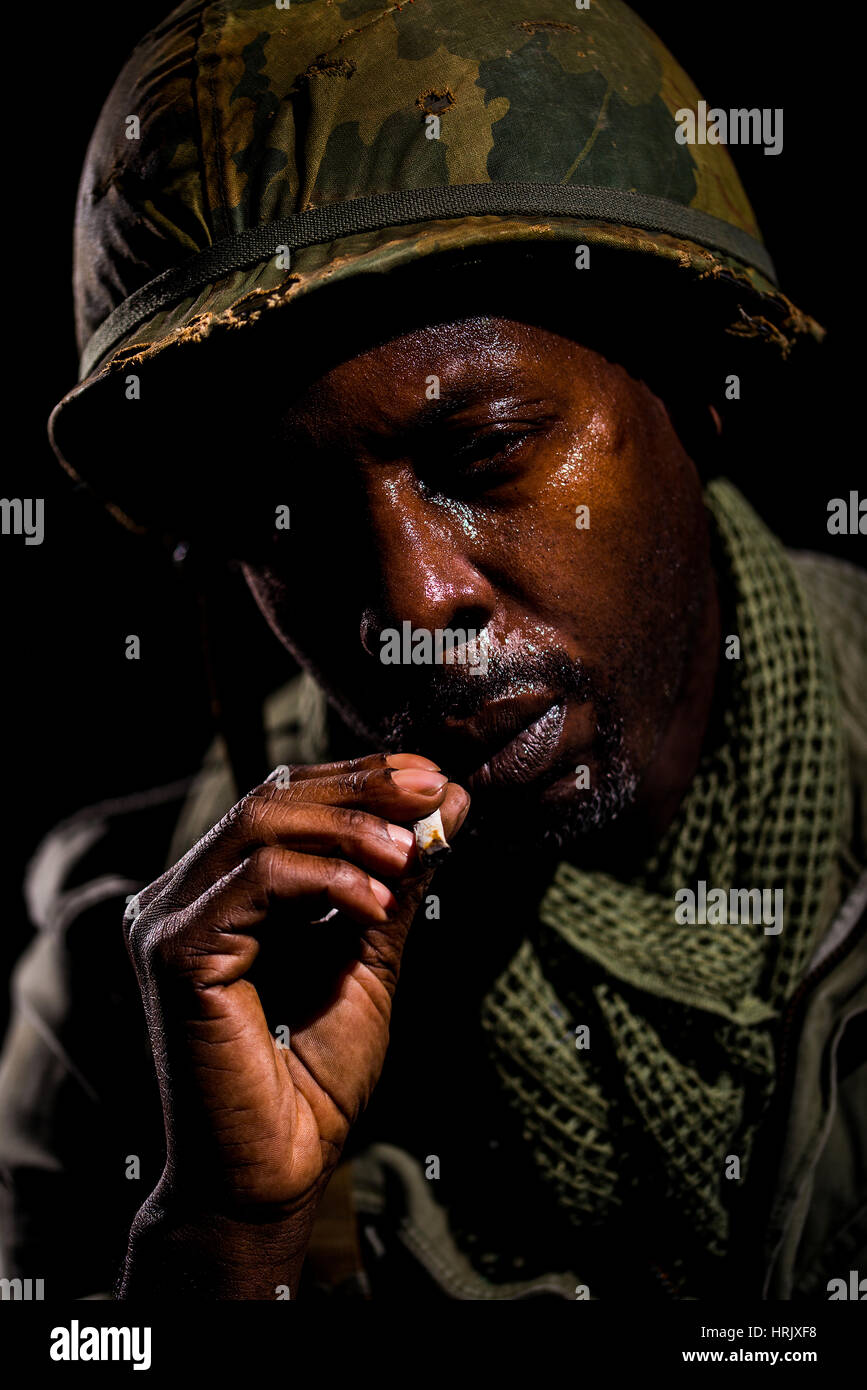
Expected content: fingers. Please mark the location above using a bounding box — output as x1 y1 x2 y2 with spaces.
265 751 440 784
125 759 473 1023
259 805 416 873
268 764 448 814
156 763 454 910
134 848 400 989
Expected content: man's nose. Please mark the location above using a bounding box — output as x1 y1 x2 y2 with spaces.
358 473 497 656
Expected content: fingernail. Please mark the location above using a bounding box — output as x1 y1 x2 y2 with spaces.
391 769 448 794
385 753 441 771
386 823 415 854
369 877 398 911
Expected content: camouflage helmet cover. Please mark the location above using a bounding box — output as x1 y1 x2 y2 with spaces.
49 0 821 529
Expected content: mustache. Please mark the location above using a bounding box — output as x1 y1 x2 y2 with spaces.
371 646 618 752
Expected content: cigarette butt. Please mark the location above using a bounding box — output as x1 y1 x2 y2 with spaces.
413 807 450 864
310 907 340 924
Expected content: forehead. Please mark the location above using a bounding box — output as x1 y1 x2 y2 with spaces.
283 315 589 434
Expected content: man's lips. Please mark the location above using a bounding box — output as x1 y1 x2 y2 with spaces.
444 691 562 757
471 701 569 791
434 692 574 790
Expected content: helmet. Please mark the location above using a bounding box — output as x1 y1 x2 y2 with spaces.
48 0 821 533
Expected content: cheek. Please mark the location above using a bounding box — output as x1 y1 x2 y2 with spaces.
502 428 654 635
567 405 702 582
512 423 705 683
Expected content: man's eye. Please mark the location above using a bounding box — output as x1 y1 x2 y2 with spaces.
416 416 556 494
450 428 531 471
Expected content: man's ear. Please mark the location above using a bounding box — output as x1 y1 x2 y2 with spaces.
651 389 723 481
689 402 727 483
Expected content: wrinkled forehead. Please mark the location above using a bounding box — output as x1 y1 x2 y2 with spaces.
281 315 579 424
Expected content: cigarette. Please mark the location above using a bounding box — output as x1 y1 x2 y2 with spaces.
413 807 451 864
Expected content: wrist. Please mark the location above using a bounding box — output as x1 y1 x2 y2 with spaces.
118 1184 320 1300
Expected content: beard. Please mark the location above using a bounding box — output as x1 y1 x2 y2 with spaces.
330 644 642 850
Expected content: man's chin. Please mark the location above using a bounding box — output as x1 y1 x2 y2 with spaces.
461 757 640 851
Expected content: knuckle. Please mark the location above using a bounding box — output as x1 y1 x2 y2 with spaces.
336 770 370 798
220 792 269 836
122 869 173 938
328 856 367 893
341 806 373 838
244 843 287 896
249 766 300 797
248 842 279 875
125 882 199 975
128 914 171 976
123 889 164 958
348 754 381 773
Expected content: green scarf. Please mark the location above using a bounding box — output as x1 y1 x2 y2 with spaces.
480 479 849 1289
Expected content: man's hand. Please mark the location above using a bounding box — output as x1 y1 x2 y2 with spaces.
119 752 468 1297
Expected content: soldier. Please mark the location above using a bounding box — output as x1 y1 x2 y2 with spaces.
1 0 864 1301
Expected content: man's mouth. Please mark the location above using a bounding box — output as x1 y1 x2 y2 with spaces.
470 700 569 792
368 648 609 797
438 693 573 793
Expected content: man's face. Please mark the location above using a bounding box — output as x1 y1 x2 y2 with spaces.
240 315 712 846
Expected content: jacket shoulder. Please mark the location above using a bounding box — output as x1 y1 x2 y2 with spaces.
24 776 197 937
0 780 192 1292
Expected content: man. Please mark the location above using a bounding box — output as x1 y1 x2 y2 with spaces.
1 0 865 1301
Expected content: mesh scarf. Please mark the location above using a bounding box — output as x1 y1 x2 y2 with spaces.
480 478 848 1288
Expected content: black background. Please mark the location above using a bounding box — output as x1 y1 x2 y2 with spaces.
1 2 859 1041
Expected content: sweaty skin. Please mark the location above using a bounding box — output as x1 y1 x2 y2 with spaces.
119 317 720 1299
242 316 720 846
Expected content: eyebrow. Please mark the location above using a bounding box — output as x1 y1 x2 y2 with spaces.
358 386 534 462
281 360 546 458
382 371 548 449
